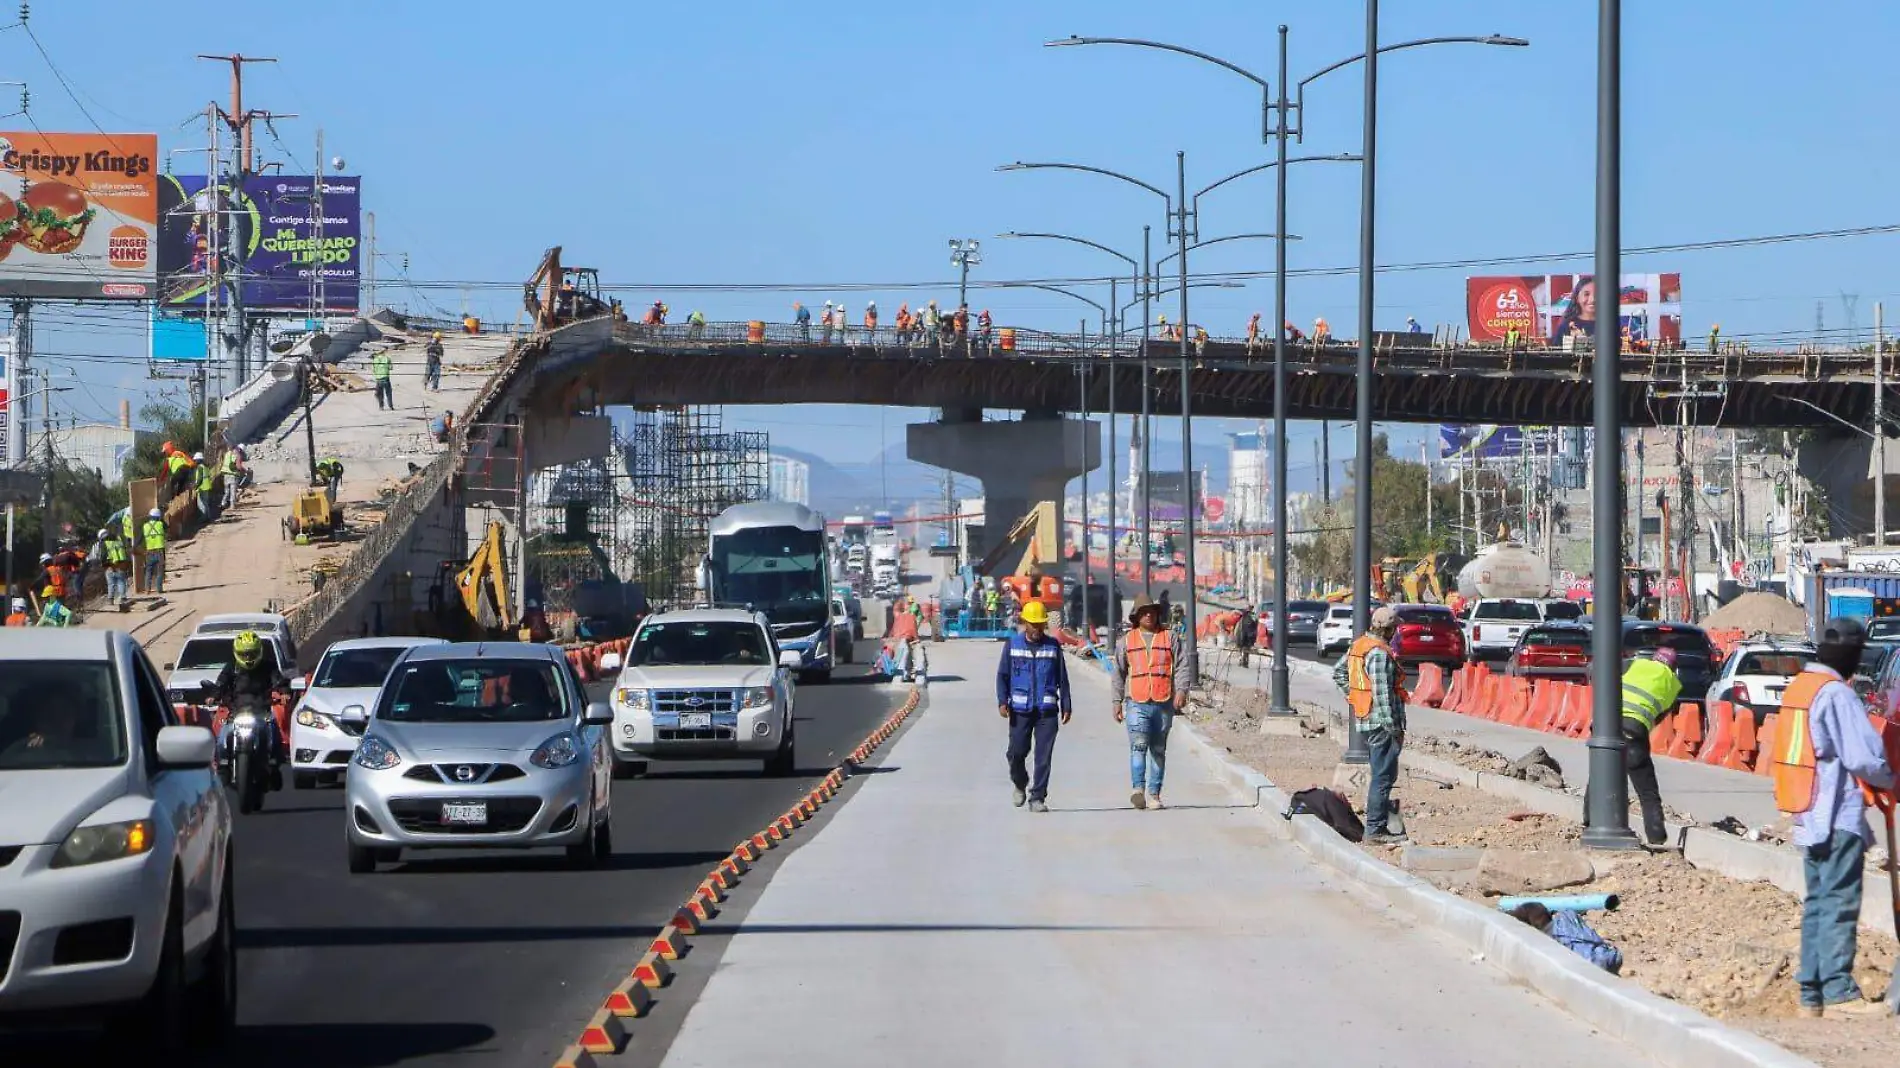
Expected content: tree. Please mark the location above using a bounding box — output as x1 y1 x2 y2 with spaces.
1288 434 1460 591
121 398 207 483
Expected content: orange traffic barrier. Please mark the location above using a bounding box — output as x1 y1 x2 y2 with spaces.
720 853 749 878
649 926 686 961
699 877 729 903
1479 674 1503 720
1725 708 1759 771
735 840 761 862
1441 667 1467 712
1411 664 1447 708
554 1044 601 1068
685 892 718 923
1667 702 1704 759
578 1008 628 1054
1698 701 1734 766
1756 713 1780 777
1531 682 1564 732
669 905 700 935
1558 683 1592 737
631 951 673 989
1496 677 1530 726
1648 714 1675 754
604 977 654 1018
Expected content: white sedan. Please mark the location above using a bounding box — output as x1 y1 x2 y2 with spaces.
289 636 447 788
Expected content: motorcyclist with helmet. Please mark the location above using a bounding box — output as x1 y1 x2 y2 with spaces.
209 630 288 790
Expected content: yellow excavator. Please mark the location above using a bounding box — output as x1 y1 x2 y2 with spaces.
1372 553 1468 604
436 520 518 638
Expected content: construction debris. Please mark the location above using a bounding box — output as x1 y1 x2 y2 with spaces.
1702 591 1809 635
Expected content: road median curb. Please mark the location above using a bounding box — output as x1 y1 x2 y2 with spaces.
551 682 924 1064
1172 715 1820 1068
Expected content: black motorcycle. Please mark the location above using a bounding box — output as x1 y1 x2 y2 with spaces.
205 684 287 814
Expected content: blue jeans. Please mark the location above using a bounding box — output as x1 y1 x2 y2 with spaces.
1007 711 1059 802
1365 726 1403 836
1125 701 1173 794
105 568 128 603
1799 829 1868 1007
143 549 164 594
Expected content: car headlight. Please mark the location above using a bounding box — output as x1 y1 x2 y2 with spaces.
741 686 773 710
52 818 154 868
530 732 582 769
616 687 650 711
294 707 333 730
354 734 402 771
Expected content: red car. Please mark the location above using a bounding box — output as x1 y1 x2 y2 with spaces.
1389 604 1466 670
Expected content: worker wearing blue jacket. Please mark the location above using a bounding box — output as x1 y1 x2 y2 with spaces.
996 600 1073 813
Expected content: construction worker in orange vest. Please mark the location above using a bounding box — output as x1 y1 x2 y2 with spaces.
1334 606 1407 842
4 597 28 626
1772 617 1895 1018
1112 598 1192 810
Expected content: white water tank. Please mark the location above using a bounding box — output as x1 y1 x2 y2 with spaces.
1457 543 1553 599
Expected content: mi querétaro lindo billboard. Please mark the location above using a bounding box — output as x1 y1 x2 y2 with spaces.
156 174 361 312
1466 273 1682 347
0 132 158 300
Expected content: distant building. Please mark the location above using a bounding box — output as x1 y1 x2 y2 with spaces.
48 421 149 484
769 455 810 507
1228 430 1268 528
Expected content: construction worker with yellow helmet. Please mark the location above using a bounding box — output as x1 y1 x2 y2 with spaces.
995 598 1072 812
35 586 72 627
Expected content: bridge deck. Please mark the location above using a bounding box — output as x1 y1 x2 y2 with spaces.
527 320 1870 428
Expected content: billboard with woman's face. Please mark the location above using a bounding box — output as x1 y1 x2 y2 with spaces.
1466 273 1681 346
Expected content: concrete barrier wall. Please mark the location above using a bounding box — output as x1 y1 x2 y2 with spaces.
220 318 382 446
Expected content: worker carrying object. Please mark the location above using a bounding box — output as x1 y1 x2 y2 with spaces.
1113 599 1192 811
1772 617 1896 1018
995 599 1072 813
142 508 167 594
1334 606 1407 843
1585 645 1680 846
36 586 72 627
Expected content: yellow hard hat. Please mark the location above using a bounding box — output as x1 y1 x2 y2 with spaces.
41 585 57 600
433 331 443 339
1019 601 1049 625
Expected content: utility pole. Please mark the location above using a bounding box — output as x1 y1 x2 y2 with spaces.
196 54 277 173
1877 301 1886 546
364 210 377 314
1421 440 1432 542
310 128 327 326
1320 422 1330 500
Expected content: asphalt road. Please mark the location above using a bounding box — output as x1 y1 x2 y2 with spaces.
3 640 908 1068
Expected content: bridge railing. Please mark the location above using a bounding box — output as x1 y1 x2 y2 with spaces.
609 319 1875 381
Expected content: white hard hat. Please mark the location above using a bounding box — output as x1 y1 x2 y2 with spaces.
97 529 108 538
149 508 162 518
192 452 205 461
9 598 24 612
38 553 51 563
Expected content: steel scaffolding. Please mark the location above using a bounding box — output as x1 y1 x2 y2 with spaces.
616 407 768 609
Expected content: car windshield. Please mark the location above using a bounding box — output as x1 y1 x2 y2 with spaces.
1477 601 1541 621
1736 651 1810 676
176 637 279 675
1541 601 1584 620
1326 607 1353 620
313 646 410 689
0 663 126 770
629 621 770 667
1396 606 1454 623
1288 601 1327 613
1523 628 1588 647
1625 627 1712 657
380 660 568 723
1869 618 1900 641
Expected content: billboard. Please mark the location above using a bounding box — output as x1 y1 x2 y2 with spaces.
0 132 158 300
150 310 208 362
1440 424 1559 461
1466 273 1681 347
156 174 361 313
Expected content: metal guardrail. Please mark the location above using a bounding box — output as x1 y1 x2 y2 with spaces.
608 319 1876 382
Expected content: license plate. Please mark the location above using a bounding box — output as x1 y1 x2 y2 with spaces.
441 802 487 826
1418 634 1436 642
679 712 712 729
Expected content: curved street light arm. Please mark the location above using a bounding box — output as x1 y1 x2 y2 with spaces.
996 231 1138 270
995 281 1108 319
1295 35 1528 141
1156 233 1301 272
1776 393 1875 439
997 161 1172 210
1045 36 1273 143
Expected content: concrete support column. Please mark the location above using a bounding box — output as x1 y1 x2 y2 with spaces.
908 413 1099 565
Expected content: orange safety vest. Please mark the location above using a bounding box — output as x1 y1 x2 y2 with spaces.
1125 629 1175 704
1773 670 1831 815
4 611 27 627
1346 633 1394 720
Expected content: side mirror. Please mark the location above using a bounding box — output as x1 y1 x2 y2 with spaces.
583 701 615 726
779 650 803 669
155 725 216 769
599 652 623 674
289 676 308 693
163 661 175 671
338 704 369 729
695 557 711 592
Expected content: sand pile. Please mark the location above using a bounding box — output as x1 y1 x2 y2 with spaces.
1703 592 1808 636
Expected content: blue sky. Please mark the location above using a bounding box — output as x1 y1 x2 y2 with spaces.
12 0 1900 494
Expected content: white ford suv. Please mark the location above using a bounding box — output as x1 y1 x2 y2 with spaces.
605 608 798 778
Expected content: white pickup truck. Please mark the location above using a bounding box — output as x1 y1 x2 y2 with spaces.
1464 598 1566 661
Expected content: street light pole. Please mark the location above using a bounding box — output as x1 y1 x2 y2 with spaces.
1344 0 1380 765
1583 0 1639 850
1141 225 1154 601
1270 23 1295 716
1175 150 1200 677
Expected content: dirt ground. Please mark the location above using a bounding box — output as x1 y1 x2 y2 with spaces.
1196 704 1900 1068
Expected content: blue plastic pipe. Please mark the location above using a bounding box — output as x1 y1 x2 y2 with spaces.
1496 893 1619 914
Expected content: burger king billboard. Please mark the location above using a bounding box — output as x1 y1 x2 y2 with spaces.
0 132 158 300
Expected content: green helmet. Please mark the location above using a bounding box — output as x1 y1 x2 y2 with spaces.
232 630 263 670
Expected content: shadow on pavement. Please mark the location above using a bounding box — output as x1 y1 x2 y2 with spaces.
212 1021 498 1067
692 921 1158 936
374 848 732 876
238 923 660 950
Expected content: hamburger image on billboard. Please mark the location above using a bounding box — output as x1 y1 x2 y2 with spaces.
0 132 158 300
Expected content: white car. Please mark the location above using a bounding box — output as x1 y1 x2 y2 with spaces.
605 608 798 777
289 636 448 788
830 597 856 664
1464 598 1549 660
1317 605 1356 656
164 612 296 705
1707 640 1815 726
0 629 235 1054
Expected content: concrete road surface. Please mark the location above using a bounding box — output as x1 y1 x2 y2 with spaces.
655 640 1651 1068
0 641 907 1067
